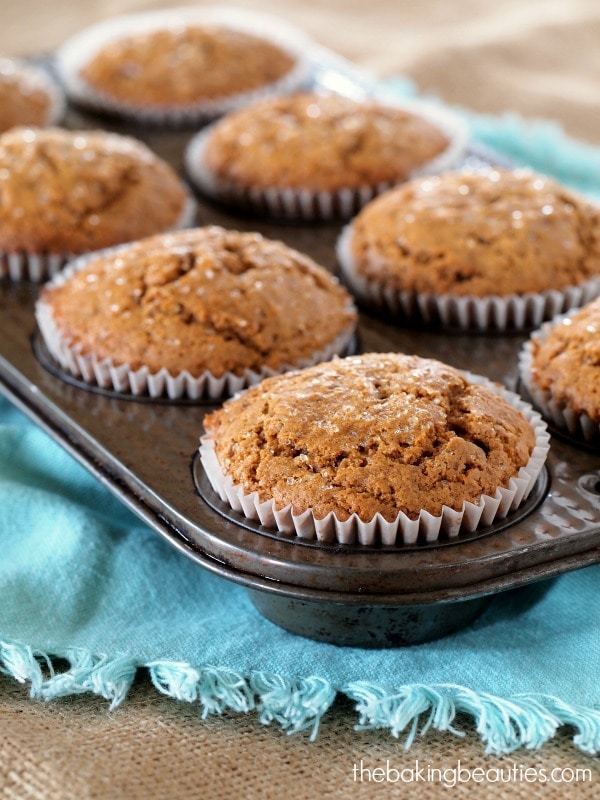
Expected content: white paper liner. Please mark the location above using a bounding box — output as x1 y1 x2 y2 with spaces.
0 58 66 128
55 7 313 127
0 193 196 283
34 244 357 400
519 314 600 443
337 223 600 331
199 373 550 545
184 97 468 221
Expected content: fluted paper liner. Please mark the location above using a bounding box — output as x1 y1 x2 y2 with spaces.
34 244 356 401
0 194 197 283
337 223 600 331
199 374 550 545
55 7 312 127
184 98 468 221
519 314 600 444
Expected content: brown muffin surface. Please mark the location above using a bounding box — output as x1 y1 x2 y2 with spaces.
348 169 600 296
0 127 189 254
530 298 600 422
80 25 296 106
0 59 52 133
40 227 356 377
202 92 450 192
204 353 535 521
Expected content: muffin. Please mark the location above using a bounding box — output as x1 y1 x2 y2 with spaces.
338 168 600 331
35 226 357 400
338 169 600 331
56 9 309 126
200 353 549 544
519 298 600 443
0 58 64 133
0 127 195 281
185 92 467 220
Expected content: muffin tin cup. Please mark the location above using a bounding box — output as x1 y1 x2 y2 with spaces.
0 193 197 284
34 244 357 401
199 374 550 546
519 315 600 445
184 99 469 221
55 8 313 128
0 58 66 128
336 223 600 332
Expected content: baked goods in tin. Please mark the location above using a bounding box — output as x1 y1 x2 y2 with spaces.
185 91 466 219
338 168 600 330
519 297 600 443
0 58 64 133
79 27 296 106
201 353 549 544
56 9 309 126
0 126 195 281
35 226 357 399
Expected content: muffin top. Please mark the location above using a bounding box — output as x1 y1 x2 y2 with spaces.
201 92 450 192
0 59 56 133
0 127 190 254
530 298 600 422
204 352 535 521
40 226 356 377
79 25 296 107
348 169 600 296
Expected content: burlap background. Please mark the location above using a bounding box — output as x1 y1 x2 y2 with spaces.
1 1 599 796
2 672 599 799
3 0 600 145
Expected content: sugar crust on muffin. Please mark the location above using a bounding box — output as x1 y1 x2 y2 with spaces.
529 298 600 424
346 169 600 297
38 226 357 379
200 92 452 193
203 353 537 522
0 127 192 255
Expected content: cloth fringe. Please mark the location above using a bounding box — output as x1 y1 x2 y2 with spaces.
0 640 135 709
2 640 599 755
344 682 600 756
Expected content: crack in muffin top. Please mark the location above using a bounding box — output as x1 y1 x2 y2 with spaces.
204 352 536 521
40 226 357 377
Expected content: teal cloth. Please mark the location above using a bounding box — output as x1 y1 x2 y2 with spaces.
2 100 600 755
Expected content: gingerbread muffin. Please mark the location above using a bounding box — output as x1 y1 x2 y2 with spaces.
56 10 308 126
338 169 600 330
519 298 600 443
201 353 549 544
35 226 357 400
185 92 466 220
0 58 64 133
0 127 195 281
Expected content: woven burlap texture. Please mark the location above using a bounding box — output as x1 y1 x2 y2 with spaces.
1 672 598 800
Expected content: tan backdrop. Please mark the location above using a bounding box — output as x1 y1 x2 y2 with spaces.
1 1 599 797
3 0 600 144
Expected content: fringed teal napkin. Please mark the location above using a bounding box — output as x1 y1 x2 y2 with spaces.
1 98 600 755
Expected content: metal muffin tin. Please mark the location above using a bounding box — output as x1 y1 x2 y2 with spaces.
1 58 599 647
